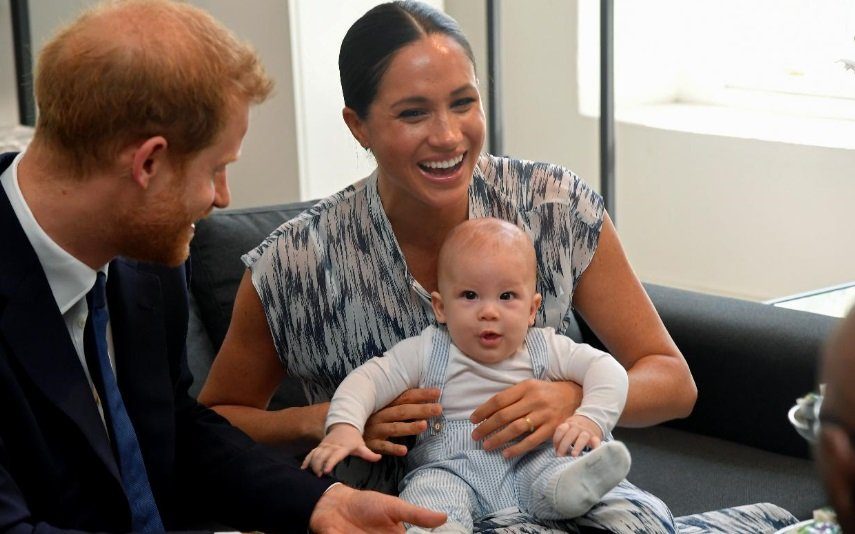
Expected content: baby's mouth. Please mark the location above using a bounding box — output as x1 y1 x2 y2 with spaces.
480 331 501 342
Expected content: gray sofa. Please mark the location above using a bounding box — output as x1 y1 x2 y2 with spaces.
186 201 836 529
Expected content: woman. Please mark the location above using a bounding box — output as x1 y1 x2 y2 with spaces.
199 1 696 531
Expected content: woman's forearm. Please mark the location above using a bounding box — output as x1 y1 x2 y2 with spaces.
619 353 697 427
208 402 330 447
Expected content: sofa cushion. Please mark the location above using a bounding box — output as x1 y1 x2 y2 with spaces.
615 425 823 520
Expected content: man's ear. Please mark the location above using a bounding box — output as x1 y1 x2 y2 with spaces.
431 291 447 324
342 107 369 149
129 136 168 189
529 293 542 326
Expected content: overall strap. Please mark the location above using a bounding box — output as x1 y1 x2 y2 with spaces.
422 325 452 437
525 327 549 380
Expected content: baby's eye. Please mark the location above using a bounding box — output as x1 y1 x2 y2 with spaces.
462 291 477 300
500 292 515 300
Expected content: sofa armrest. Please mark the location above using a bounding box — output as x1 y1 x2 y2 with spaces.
643 284 835 458
575 283 835 458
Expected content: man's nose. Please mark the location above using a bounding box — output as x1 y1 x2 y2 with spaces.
213 173 231 209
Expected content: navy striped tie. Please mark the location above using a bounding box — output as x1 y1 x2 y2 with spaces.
86 272 164 532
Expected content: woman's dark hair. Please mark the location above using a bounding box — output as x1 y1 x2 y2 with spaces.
339 1 476 118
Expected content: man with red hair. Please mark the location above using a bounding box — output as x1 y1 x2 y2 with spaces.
0 1 444 532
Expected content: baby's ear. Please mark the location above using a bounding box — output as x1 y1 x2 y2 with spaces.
529 293 543 326
431 291 447 324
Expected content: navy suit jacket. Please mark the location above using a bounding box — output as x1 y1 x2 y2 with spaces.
0 152 332 533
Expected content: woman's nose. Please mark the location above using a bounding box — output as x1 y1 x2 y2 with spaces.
428 112 463 149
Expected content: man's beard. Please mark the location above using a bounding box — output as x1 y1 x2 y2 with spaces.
119 197 198 267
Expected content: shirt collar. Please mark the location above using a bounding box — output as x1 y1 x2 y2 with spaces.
0 151 108 313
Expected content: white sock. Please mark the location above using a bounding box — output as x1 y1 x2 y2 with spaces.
546 440 632 518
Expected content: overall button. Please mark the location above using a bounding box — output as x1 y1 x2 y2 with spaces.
433 421 443 432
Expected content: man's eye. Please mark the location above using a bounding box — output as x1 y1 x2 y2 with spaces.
452 97 476 109
500 292 514 300
463 291 477 300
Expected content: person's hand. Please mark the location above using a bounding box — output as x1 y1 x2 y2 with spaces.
470 379 582 458
553 414 603 457
363 388 442 456
309 483 447 533
302 424 381 476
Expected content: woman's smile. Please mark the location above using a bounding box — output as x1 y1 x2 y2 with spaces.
418 152 466 182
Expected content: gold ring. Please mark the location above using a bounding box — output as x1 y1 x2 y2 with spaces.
525 416 534 433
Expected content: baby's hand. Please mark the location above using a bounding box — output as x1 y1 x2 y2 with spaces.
552 414 604 457
301 423 382 476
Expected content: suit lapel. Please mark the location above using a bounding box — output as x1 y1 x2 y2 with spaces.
107 258 173 492
0 174 122 484
108 259 171 415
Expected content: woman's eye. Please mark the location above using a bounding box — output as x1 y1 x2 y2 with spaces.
500 292 514 300
398 109 426 119
463 291 477 300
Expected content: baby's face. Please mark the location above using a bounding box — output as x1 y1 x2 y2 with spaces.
431 247 541 364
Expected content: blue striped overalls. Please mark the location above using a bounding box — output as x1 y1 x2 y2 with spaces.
399 326 676 533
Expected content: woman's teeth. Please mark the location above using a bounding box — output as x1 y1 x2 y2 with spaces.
420 153 464 173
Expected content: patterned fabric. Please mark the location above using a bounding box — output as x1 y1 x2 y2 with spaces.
400 326 674 533
461 502 797 533
243 154 604 491
673 502 797 533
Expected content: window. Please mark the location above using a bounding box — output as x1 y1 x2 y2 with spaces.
578 0 855 122
678 0 855 120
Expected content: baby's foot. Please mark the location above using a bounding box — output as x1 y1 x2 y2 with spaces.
548 440 632 517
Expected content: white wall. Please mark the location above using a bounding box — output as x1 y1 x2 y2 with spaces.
0 0 20 128
23 0 300 206
447 0 855 301
287 0 387 200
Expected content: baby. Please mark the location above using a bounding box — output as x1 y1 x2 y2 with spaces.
303 217 632 532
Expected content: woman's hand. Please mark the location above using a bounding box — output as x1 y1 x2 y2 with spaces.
363 388 442 456
469 379 582 458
